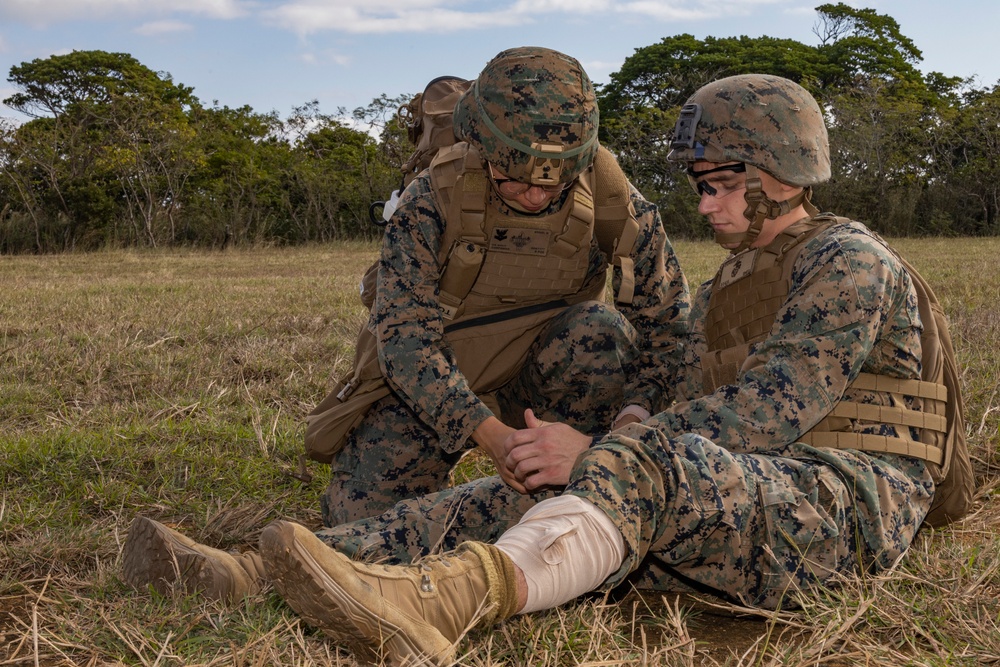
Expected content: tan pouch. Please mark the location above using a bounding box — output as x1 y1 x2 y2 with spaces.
304 326 388 463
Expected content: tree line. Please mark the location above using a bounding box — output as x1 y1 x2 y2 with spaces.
1 3 998 253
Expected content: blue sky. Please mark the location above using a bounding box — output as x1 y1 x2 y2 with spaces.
0 0 995 126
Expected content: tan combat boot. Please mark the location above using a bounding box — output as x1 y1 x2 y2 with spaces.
259 520 518 667
122 516 264 603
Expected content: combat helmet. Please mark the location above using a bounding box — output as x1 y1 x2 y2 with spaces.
667 74 830 252
454 46 599 187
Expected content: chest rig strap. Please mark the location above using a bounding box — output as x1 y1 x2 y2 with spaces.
592 145 640 304
431 144 490 318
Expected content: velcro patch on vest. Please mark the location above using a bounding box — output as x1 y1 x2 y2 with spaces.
716 249 759 289
489 228 551 256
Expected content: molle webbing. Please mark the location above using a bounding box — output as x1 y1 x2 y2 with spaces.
704 261 790 351
431 142 597 320
430 143 621 321
431 145 490 317
456 188 599 316
799 373 948 465
430 142 639 321
433 144 490 248
548 185 596 259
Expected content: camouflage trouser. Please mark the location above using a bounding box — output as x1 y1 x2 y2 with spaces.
321 301 637 528
317 423 934 610
563 425 932 608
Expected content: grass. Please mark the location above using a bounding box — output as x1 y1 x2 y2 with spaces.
1 238 998 666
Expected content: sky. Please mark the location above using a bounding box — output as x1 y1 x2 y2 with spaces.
0 0 997 128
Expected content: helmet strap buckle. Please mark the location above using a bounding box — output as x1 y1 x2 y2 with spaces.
731 165 813 253
732 167 767 253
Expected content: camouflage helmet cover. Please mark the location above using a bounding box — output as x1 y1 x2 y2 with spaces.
454 46 599 185
667 74 831 187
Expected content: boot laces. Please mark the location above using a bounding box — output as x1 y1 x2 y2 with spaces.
413 554 457 592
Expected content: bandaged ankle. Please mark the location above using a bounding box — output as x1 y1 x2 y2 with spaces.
494 494 625 613
459 541 520 625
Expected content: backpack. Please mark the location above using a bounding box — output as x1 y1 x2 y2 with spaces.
369 76 472 227
898 255 975 527
399 76 472 188
796 220 975 527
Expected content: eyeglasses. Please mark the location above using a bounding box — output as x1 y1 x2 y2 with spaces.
687 163 747 199
488 163 570 197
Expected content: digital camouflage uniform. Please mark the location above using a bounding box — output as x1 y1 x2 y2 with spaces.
567 220 934 608
321 166 690 528
320 47 691 528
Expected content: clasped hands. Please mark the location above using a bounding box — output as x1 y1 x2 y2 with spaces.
473 409 643 494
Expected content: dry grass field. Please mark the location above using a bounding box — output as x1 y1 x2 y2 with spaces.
1 237 998 666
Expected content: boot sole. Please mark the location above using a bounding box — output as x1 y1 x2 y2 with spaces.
122 516 230 599
260 521 452 666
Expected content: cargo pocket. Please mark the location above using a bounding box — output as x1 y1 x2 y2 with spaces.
758 471 847 602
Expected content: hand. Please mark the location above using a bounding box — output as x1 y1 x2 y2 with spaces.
502 409 592 491
472 416 527 494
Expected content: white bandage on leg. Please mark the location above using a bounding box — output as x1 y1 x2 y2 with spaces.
494 494 625 613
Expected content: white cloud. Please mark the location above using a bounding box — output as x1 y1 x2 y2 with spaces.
135 20 193 36
509 0 611 11
263 1 529 35
611 0 793 22
0 0 799 37
0 0 249 25
615 1 712 20
581 58 625 81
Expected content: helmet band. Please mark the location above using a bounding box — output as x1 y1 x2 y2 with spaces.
472 79 598 160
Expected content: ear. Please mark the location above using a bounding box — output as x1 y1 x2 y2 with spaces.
767 176 805 202
772 177 802 196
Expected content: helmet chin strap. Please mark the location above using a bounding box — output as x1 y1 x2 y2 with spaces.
715 164 818 253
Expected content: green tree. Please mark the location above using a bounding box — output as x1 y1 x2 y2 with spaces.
812 2 924 88
2 50 199 249
596 5 969 237
600 33 830 117
5 50 194 119
282 101 388 241
936 84 1000 234
183 103 287 245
